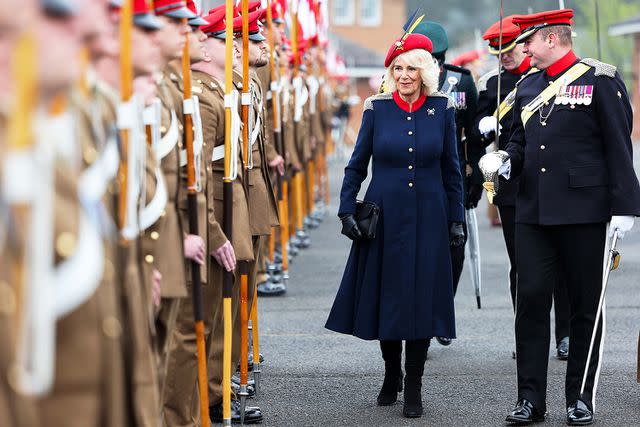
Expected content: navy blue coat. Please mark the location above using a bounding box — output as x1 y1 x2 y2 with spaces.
325 91 465 341
506 55 640 225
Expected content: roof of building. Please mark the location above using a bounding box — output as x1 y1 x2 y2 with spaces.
609 13 640 37
329 33 386 76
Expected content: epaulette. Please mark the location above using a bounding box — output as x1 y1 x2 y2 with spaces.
443 63 471 75
515 68 542 87
477 68 500 93
430 91 455 110
363 92 393 111
580 58 616 78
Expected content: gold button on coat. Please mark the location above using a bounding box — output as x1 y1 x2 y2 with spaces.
540 145 546 150
541 168 546 172
408 148 413 152
56 232 77 258
408 131 413 135
145 254 154 264
408 165 413 170
103 316 122 339
150 231 160 240
408 182 414 188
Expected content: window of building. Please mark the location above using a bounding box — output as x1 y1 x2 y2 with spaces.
359 0 381 27
332 0 355 26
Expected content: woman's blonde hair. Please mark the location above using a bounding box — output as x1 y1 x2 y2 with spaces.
384 48 440 95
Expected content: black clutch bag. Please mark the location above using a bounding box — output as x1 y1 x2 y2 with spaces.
355 200 380 239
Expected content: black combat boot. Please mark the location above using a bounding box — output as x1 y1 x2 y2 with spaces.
377 340 403 406
403 339 429 418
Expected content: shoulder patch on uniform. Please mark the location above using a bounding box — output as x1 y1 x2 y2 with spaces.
580 58 616 78
363 92 393 111
444 64 471 75
430 91 455 110
477 69 500 92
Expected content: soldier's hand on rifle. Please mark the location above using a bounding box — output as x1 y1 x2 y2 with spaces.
151 269 162 308
449 222 466 248
340 214 363 241
184 234 206 265
213 240 236 272
269 154 285 176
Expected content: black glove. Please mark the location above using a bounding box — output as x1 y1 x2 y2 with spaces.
466 183 484 209
340 214 363 241
449 222 465 248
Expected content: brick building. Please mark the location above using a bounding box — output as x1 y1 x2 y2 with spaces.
327 0 408 135
610 15 640 140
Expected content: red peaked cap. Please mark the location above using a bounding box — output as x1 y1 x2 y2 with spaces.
232 10 263 34
132 0 164 30
186 0 209 26
384 33 433 67
258 2 285 23
247 1 262 13
154 0 196 18
133 0 151 14
483 15 521 54
512 9 573 43
201 8 227 35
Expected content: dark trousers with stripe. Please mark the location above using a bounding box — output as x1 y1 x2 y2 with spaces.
515 223 606 412
499 206 571 345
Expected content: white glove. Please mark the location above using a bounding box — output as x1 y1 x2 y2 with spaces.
609 216 635 239
498 159 511 179
478 116 502 137
479 150 510 177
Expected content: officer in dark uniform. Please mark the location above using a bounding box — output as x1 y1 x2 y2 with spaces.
470 16 570 360
414 21 483 346
481 9 640 425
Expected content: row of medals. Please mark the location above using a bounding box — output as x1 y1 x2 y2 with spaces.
555 84 593 106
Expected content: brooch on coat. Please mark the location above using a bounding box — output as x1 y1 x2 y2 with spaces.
427 108 435 116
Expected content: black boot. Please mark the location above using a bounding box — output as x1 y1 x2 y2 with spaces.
403 339 429 418
377 340 403 406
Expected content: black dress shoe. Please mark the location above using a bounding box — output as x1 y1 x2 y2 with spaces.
556 337 569 361
567 400 593 426
436 337 452 346
505 399 545 424
210 401 263 424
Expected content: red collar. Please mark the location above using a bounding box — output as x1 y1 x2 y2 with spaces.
546 50 578 77
392 91 427 113
508 56 531 75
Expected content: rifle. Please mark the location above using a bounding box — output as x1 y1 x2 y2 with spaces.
222 1 236 424
181 28 211 427
266 0 289 288
239 0 251 422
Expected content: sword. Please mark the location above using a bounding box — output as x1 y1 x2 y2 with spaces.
579 230 621 405
465 208 482 309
